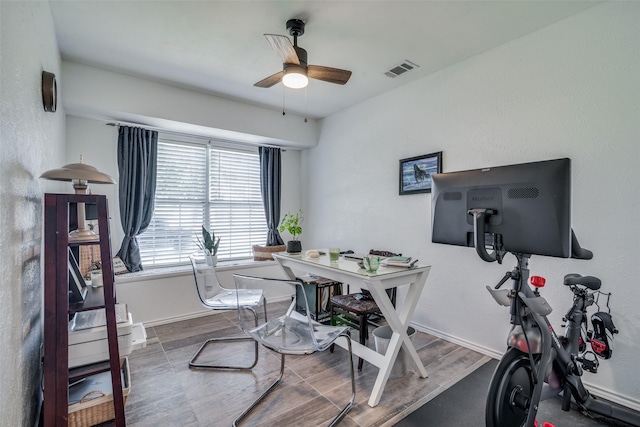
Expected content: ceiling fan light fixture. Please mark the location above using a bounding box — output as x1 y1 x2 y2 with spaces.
282 64 308 89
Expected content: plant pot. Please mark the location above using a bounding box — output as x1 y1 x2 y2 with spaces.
252 244 286 261
204 254 218 267
286 240 302 253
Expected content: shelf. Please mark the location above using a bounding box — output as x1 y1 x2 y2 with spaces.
69 360 113 383
68 240 103 247
43 193 126 427
68 286 106 313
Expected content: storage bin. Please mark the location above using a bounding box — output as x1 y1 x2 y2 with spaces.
68 357 130 427
252 244 286 260
373 326 417 379
295 276 342 323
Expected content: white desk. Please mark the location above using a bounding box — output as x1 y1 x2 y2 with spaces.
273 252 430 407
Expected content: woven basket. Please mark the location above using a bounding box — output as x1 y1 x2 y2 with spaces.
252 244 286 261
68 358 130 427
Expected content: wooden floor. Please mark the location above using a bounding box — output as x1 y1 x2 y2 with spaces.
122 301 491 427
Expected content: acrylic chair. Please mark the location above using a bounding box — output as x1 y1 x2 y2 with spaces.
232 274 356 427
188 256 267 370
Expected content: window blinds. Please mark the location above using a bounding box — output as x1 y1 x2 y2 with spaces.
137 138 267 267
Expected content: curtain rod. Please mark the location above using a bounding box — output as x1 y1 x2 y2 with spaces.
105 121 285 149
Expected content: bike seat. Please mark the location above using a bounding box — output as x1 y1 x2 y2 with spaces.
563 274 601 290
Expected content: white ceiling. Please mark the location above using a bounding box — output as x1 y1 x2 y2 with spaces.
50 1 598 120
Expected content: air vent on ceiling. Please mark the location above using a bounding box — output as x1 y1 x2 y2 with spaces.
384 60 420 78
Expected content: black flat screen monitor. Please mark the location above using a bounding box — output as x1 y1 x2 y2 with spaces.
431 158 572 259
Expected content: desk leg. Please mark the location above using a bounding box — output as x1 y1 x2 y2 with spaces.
397 274 429 377
365 272 429 407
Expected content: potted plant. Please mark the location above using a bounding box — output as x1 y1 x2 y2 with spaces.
195 225 220 266
279 210 304 253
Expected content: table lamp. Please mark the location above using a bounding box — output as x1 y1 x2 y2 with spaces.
40 156 116 242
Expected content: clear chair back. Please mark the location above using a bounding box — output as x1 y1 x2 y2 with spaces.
234 275 348 354
189 256 221 301
190 255 263 310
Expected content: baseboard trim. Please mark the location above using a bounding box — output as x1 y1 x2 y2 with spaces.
411 322 503 360
143 310 216 327
143 295 293 328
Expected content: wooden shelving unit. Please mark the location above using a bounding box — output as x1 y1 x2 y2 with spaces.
43 193 125 426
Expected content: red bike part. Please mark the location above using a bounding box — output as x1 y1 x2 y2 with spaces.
591 339 607 354
530 275 546 288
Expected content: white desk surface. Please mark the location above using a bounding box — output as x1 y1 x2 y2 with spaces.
272 251 429 282
272 251 431 407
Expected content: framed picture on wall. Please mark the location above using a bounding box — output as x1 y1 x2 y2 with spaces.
399 151 442 195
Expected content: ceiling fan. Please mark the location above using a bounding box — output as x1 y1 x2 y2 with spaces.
255 19 352 89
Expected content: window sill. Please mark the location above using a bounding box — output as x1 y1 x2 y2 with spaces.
114 258 279 284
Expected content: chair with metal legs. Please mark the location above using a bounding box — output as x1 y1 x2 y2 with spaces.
188 256 267 370
232 274 356 427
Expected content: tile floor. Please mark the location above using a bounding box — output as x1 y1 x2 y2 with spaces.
121 300 491 426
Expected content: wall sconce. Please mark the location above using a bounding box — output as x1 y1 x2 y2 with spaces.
40 156 116 242
42 71 57 112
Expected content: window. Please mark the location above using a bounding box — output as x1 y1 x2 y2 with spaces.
138 136 267 267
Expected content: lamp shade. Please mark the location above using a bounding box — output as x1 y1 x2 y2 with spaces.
40 158 115 242
40 162 116 184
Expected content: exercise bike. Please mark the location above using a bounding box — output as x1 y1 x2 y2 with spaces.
471 222 640 426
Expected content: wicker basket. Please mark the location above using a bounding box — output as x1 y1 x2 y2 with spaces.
68 358 130 427
252 244 286 261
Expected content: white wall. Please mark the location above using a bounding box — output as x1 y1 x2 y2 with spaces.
62 61 320 149
115 262 294 326
303 2 640 408
0 2 66 426
65 116 122 247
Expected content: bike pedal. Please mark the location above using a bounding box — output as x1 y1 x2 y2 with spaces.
590 312 617 359
579 352 599 374
591 339 606 354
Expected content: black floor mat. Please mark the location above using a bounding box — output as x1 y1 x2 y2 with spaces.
395 359 638 427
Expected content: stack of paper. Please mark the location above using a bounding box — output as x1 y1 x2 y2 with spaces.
382 256 418 268
69 304 129 331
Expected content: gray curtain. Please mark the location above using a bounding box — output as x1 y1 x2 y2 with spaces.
259 146 285 246
116 126 158 272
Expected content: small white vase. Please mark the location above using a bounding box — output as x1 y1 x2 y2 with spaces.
205 254 218 267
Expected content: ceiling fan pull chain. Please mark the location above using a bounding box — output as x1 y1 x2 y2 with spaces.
282 84 286 116
304 86 308 123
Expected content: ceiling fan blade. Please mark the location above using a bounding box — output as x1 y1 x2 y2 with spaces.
254 70 284 88
307 65 352 85
263 34 299 65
